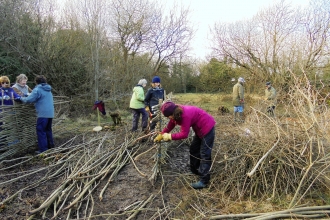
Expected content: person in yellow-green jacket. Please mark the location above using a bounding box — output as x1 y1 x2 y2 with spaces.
129 79 148 132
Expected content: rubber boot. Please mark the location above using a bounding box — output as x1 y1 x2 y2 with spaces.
239 112 244 123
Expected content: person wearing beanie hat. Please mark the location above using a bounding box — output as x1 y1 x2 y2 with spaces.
152 76 161 83
129 79 148 132
238 77 245 83
144 75 164 131
155 101 216 189
265 82 277 117
232 76 245 122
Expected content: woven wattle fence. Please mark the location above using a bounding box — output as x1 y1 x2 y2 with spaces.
0 96 70 160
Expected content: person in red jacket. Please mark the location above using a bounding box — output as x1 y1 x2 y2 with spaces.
154 101 216 189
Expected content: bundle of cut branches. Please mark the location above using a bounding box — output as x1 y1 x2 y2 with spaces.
0 130 157 219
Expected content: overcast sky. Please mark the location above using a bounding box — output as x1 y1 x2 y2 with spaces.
57 0 310 60
164 0 310 60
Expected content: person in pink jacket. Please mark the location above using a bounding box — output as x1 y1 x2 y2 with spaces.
154 101 216 189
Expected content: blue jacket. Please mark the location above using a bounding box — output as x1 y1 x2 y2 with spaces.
0 87 21 105
144 87 164 113
20 83 54 118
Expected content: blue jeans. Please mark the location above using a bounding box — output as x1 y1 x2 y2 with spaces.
36 118 54 152
131 108 148 132
234 106 244 113
189 127 215 184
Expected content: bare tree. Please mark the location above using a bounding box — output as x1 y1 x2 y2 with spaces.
211 0 330 82
109 0 155 64
147 2 194 74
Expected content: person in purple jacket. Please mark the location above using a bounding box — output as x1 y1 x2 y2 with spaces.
154 101 216 189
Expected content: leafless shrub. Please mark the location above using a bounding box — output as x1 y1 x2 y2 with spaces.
210 72 330 209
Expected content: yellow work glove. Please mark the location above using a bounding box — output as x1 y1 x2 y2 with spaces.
154 133 163 142
162 133 172 141
145 106 150 112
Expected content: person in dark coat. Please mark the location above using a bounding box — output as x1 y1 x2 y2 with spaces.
144 76 165 131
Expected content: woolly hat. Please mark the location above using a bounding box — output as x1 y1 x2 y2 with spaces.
266 82 271 86
161 101 177 117
152 76 161 83
238 77 245 83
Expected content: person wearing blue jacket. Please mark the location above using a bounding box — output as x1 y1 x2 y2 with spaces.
0 76 21 105
20 75 54 153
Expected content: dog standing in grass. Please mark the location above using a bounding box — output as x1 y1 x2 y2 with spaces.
218 106 230 115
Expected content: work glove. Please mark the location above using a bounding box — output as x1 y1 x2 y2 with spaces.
162 133 172 141
153 133 163 142
145 106 150 112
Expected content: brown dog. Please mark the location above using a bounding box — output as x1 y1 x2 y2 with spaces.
218 106 230 115
109 112 122 125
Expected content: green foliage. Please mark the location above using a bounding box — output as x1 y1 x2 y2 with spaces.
42 29 91 96
198 58 233 93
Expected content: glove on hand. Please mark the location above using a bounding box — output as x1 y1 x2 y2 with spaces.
162 133 172 141
145 106 150 112
153 134 163 142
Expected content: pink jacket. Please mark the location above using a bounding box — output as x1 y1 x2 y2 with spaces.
161 105 216 140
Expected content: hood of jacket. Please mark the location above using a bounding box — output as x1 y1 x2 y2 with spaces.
38 83 52 92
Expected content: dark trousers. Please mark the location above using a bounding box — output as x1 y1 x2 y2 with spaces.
131 108 148 132
267 106 275 117
189 127 215 184
149 113 159 131
36 118 54 152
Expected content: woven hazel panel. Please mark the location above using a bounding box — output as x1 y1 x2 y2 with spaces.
0 97 70 160
0 103 37 158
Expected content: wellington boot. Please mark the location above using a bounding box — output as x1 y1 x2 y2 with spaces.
191 181 206 189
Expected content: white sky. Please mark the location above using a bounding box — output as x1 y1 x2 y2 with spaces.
56 0 310 60
167 0 310 60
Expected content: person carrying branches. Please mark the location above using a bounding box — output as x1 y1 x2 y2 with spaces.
154 101 216 189
265 81 277 117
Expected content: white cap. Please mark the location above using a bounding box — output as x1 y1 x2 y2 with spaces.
238 77 245 83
